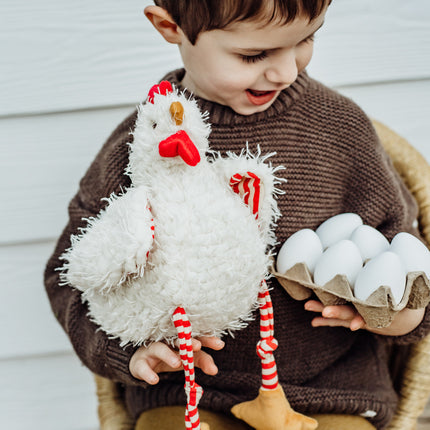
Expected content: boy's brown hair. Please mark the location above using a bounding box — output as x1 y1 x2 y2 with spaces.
154 0 330 44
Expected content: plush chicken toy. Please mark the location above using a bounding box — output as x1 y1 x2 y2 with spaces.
61 81 317 430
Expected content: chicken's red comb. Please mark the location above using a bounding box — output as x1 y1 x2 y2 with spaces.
147 81 173 104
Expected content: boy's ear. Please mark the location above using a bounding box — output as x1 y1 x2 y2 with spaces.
144 6 183 44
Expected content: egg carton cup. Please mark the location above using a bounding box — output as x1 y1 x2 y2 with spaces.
272 263 430 328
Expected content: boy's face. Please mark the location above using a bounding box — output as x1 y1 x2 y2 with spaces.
179 11 327 116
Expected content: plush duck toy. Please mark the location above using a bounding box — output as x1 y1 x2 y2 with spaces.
61 81 317 430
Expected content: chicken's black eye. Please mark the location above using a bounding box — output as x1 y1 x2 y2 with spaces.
152 121 157 129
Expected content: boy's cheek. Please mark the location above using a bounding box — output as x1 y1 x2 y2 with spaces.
203 74 249 94
297 51 314 73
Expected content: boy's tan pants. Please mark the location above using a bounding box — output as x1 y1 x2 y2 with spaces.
135 406 376 430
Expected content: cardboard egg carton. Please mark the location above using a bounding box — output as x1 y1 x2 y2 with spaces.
272 263 430 328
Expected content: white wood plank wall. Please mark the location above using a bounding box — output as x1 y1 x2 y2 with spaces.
1 1 429 428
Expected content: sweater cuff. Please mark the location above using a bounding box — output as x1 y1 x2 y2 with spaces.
105 340 147 387
379 304 430 345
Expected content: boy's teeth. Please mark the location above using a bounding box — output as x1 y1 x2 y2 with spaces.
249 89 270 96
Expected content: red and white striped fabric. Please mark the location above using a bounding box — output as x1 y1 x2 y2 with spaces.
173 307 204 430
229 171 263 219
146 205 155 260
256 281 279 391
229 174 279 391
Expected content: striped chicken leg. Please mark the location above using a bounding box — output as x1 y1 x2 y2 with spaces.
231 280 318 430
257 281 279 391
173 307 210 430
229 174 318 430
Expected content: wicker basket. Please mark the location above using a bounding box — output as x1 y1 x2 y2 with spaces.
373 121 430 430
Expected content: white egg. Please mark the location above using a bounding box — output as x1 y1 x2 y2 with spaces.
316 213 363 249
390 232 430 278
277 229 323 275
354 251 406 305
313 240 363 286
349 225 390 261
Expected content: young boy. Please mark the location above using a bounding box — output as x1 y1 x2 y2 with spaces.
44 1 430 429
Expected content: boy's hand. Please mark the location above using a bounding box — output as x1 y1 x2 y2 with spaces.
305 299 425 336
129 337 224 385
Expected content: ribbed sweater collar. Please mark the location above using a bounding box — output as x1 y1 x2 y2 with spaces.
162 68 310 126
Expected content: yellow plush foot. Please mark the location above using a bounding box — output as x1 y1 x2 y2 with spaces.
200 422 210 430
231 385 318 430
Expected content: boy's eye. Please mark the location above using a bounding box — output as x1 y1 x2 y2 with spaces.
240 51 268 64
301 35 315 44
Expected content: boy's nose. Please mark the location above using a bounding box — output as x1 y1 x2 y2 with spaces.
265 52 298 87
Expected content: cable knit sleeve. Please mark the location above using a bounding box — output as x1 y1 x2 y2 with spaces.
44 110 147 386
340 111 418 240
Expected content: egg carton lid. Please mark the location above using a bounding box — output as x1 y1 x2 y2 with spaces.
272 263 430 328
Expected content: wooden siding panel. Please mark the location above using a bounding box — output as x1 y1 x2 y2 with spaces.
0 352 98 430
1 0 429 116
308 0 430 86
0 106 134 244
0 241 72 359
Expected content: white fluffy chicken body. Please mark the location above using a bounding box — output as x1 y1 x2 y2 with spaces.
62 82 283 347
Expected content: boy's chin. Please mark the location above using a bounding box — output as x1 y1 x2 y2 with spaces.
231 100 278 116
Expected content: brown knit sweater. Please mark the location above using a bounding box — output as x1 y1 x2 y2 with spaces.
44 69 430 429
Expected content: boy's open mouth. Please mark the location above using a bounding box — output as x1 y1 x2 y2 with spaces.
246 89 277 106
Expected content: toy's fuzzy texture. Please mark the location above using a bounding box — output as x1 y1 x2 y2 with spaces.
60 85 284 347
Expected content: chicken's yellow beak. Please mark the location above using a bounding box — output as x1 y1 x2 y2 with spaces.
170 101 184 126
